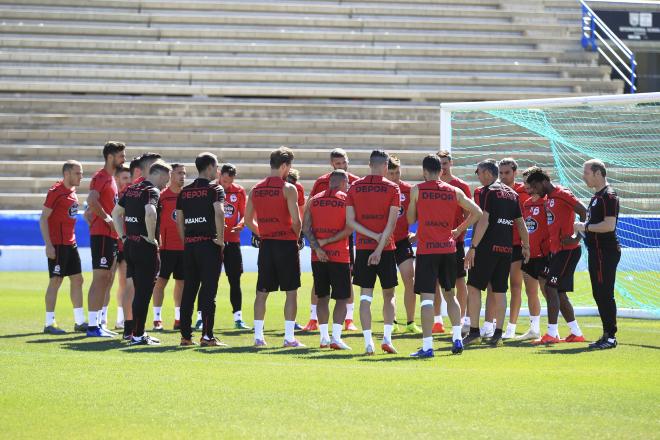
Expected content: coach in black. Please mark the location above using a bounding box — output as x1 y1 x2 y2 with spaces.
574 159 621 349
112 160 171 345
176 152 226 347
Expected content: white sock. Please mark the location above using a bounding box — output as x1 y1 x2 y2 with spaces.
530 315 540 333
116 307 124 324
567 320 583 337
101 307 108 324
174 307 181 320
197 310 202 320
284 320 295 342
319 324 329 341
422 336 433 351
254 320 264 340
45 312 55 326
310 304 317 320
73 307 85 325
96 310 102 327
548 323 559 338
434 315 443 324
332 323 342 341
88 311 98 328
363 329 372 348
383 324 393 343
233 311 242 321
463 316 471 327
505 322 517 335
153 307 162 321
483 321 493 332
452 325 462 342
345 303 354 320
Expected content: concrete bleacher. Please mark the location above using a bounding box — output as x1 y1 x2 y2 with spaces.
0 0 639 211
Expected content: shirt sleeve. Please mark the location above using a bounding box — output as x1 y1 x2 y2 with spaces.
146 188 159 207
176 192 182 210
390 184 401 208
604 191 619 217
513 195 523 219
238 188 247 216
346 186 355 207
118 191 126 208
310 179 320 197
482 189 494 213
296 183 305 206
462 182 472 200
44 191 56 209
214 186 225 203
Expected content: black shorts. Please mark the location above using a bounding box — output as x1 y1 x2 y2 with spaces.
90 235 117 270
455 241 466 278
522 256 549 280
48 244 82 278
312 261 351 300
353 249 398 290
511 245 524 263
257 239 301 292
394 238 414 266
223 242 244 278
159 249 184 280
414 253 456 293
467 246 512 293
545 248 581 292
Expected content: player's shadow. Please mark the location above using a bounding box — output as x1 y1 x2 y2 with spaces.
535 346 593 355
359 356 416 363
304 351 365 360
620 343 660 351
262 347 314 356
120 345 182 353
27 335 86 344
195 346 261 354
60 340 124 352
0 332 48 339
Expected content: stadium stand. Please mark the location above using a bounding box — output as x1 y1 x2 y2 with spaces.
0 0 627 209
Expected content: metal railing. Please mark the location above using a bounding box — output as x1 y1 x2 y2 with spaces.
580 0 637 93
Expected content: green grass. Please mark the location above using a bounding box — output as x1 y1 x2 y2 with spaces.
0 271 658 439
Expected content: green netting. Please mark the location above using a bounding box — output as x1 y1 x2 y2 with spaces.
449 99 660 316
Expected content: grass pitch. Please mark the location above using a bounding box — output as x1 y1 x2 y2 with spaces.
0 271 658 439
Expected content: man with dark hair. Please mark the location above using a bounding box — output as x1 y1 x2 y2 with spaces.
303 169 354 350
463 159 530 348
438 149 472 334
245 146 303 347
526 168 587 345
304 148 361 332
407 155 482 357
346 149 401 355
218 163 250 330
176 153 227 347
86 141 125 337
135 152 162 184
575 159 620 349
113 164 131 330
128 155 142 182
113 160 171 345
498 157 532 339
39 160 85 334
386 154 418 334
152 163 186 330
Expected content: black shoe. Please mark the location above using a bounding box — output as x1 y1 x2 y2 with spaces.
74 322 89 332
588 334 608 349
129 334 161 346
591 337 617 350
462 332 481 346
488 335 503 347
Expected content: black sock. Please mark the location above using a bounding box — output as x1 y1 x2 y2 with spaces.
493 328 503 338
469 327 480 335
407 321 414 326
123 320 134 337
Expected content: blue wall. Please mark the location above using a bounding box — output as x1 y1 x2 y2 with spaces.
1 211 657 248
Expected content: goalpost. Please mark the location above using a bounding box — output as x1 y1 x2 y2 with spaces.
439 92 660 320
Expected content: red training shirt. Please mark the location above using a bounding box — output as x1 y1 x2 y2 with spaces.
44 181 78 245
393 180 412 242
524 196 550 258
223 182 247 243
308 189 350 263
446 176 471 242
251 176 298 241
310 171 360 197
89 168 118 239
415 180 458 255
159 186 184 251
546 185 580 253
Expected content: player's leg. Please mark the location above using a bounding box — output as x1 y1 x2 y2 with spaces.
535 252 563 344
179 245 200 346
196 241 223 345
504 259 523 339
225 243 249 329
344 235 358 331
115 259 126 329
379 250 398 353
487 255 510 347
151 276 168 331
87 236 116 337
44 272 65 334
312 261 330 347
129 240 160 344
464 247 492 346
439 253 461 352
303 286 319 331
317 293 331 347
99 259 116 332
481 285 495 337
353 250 377 354
556 248 584 342
455 243 469 333
517 265 541 340
331 298 349 349
588 248 620 349
432 284 446 334
399 257 419 333
328 262 351 349
172 279 183 329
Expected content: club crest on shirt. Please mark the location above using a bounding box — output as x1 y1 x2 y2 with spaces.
230 194 238 203
68 203 79 219
398 206 404 217
400 193 406 202
546 209 555 225
171 210 177 221
526 217 538 233
225 204 235 218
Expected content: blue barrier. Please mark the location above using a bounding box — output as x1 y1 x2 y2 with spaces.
0 210 657 248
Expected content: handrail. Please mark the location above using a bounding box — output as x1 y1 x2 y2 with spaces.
580 0 637 93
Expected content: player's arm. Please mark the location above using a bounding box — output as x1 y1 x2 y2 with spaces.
213 201 225 247
374 206 399 254
285 184 302 237
464 206 490 270
144 204 158 245
302 198 328 262
318 226 354 247
576 195 617 234
39 206 55 259
453 188 482 238
232 189 247 233
574 199 587 222
87 188 112 226
406 185 418 226
345 206 381 241
244 190 259 235
175 209 185 243
111 203 126 240
515 217 530 263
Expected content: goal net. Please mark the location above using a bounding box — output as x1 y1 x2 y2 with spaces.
440 92 660 319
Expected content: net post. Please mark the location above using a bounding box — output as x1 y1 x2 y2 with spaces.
440 107 452 153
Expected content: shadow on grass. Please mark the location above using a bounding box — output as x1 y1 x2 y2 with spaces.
60 339 124 352
620 343 660 350
0 332 51 339
120 345 183 353
27 335 87 344
195 346 265 354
